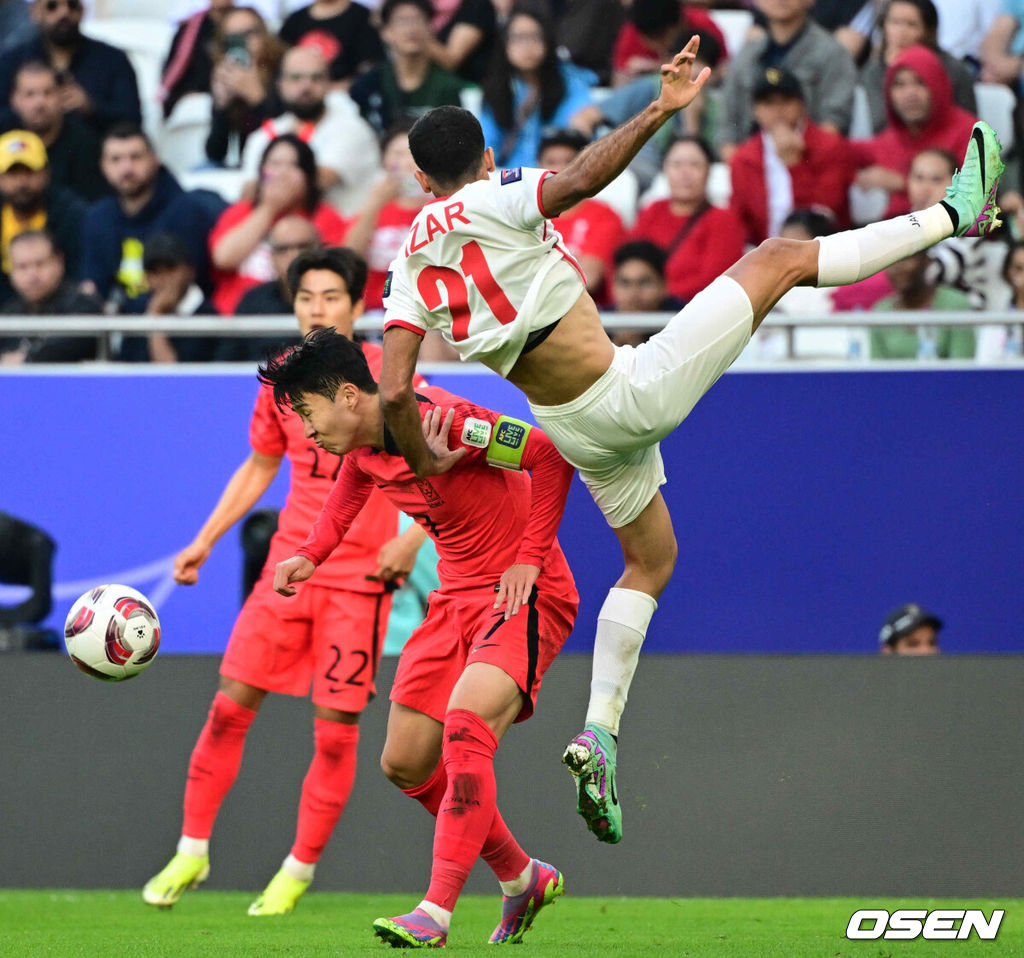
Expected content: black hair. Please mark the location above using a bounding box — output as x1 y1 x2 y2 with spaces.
1001 239 1024 285
257 133 320 215
408 105 486 189
630 0 681 35
781 207 839 239
286 246 368 303
879 0 939 46
380 0 434 23
613 239 666 275
537 126 590 158
663 133 716 166
481 0 565 155
380 116 416 152
101 121 154 152
258 326 378 409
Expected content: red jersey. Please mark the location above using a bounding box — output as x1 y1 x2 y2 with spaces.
249 341 423 592
552 198 625 306
364 202 421 310
297 387 576 595
209 200 350 315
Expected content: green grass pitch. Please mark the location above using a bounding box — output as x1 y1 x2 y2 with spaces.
0 892 1019 957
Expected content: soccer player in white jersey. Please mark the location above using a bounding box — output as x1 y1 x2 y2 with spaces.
377 35 1005 844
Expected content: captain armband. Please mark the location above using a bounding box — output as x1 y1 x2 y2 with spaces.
485 416 532 471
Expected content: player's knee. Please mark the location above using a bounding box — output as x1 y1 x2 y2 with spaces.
753 236 811 286
380 750 432 790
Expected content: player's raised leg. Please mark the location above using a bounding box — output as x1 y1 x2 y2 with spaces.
730 120 1005 327
143 680 264 908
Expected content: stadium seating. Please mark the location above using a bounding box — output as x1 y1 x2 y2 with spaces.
159 93 214 178
709 7 755 59
80 17 174 142
974 81 1017 154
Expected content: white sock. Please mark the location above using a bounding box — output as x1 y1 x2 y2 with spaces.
816 203 954 287
177 835 208 858
499 860 534 897
417 899 452 931
585 588 658 736
283 853 315 882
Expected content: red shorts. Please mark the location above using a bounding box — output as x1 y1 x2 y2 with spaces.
221 569 391 712
390 581 577 724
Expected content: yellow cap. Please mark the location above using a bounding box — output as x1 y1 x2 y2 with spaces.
0 130 48 173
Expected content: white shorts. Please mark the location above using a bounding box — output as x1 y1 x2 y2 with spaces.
529 275 753 528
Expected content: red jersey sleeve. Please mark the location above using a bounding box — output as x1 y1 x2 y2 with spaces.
249 385 287 457
514 426 575 567
295 456 376 566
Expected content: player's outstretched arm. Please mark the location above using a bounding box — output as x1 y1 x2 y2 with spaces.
540 35 710 218
381 326 466 475
174 451 282 585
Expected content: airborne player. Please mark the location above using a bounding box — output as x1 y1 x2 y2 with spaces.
374 37 1005 845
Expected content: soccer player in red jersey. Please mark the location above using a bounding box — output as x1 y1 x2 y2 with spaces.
375 36 1004 844
142 248 429 916
266 327 578 948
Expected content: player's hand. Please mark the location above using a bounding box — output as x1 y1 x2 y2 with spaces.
421 406 468 475
494 563 540 620
370 534 418 583
655 35 711 114
173 541 211 585
274 555 315 596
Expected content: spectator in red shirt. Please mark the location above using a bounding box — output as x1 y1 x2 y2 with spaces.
628 134 744 304
611 0 727 87
851 44 977 218
209 133 347 314
729 66 855 246
537 127 625 306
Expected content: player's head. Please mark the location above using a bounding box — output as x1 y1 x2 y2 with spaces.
408 105 492 194
258 327 380 454
879 603 942 655
287 247 367 337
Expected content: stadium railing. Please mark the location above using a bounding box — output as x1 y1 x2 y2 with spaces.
0 311 1021 363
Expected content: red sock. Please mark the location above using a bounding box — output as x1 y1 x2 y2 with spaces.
182 691 257 839
424 709 507 911
290 719 359 864
403 758 529 883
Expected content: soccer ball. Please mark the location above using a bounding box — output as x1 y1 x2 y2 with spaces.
64 584 161 681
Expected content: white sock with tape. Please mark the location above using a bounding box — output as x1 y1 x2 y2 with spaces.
816 203 954 286
585 588 658 736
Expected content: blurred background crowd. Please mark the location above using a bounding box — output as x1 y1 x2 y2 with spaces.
2 0 1024 364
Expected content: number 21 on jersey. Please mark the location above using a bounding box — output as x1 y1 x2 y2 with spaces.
417 240 517 341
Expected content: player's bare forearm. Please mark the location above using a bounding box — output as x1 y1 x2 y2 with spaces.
193 452 280 550
541 36 710 216
381 325 437 475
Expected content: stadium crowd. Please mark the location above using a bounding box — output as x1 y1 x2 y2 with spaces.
1 0 1023 363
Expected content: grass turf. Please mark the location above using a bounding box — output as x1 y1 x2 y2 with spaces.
0 892 1018 957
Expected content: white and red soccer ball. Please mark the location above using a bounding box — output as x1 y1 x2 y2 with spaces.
64 584 161 681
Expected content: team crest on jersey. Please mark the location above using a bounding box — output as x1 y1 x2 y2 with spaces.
461 417 492 447
415 477 445 507
382 270 393 299
500 167 523 185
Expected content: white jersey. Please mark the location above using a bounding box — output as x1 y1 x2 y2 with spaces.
382 167 587 376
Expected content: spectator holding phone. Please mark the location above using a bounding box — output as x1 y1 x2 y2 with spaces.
206 6 282 168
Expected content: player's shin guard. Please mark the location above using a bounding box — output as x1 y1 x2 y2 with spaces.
585 588 657 736
290 718 359 864
424 709 501 912
403 764 530 883
815 204 953 287
182 691 257 839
